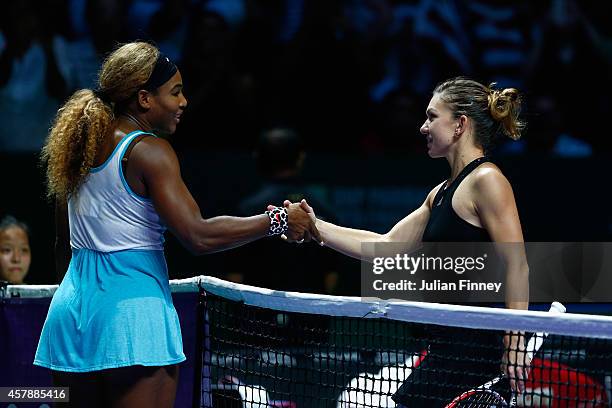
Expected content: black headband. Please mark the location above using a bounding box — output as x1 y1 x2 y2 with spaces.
143 52 178 91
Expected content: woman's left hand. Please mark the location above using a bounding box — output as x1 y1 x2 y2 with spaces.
502 332 531 393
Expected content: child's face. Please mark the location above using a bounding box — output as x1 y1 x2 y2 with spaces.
0 226 31 284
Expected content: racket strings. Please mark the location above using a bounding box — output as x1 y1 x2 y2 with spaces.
458 389 508 407
448 377 511 407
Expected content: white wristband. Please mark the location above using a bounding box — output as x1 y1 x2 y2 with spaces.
265 206 289 236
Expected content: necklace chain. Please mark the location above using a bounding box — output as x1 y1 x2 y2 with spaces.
121 112 148 130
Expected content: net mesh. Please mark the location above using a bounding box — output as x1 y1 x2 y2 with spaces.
5 278 611 407
199 278 612 408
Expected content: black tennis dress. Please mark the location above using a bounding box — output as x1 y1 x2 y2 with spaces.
422 156 491 243
392 157 505 407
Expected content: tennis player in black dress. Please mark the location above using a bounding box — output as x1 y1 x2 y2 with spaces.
285 77 529 407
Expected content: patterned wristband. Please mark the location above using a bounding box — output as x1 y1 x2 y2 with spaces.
265 206 289 236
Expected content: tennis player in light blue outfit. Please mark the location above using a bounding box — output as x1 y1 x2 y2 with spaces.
35 42 319 407
35 130 185 372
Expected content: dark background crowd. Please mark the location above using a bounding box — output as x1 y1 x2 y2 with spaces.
1 0 611 294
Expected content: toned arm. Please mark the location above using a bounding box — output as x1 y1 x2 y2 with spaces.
315 183 441 261
472 167 529 392
472 168 529 310
134 137 316 254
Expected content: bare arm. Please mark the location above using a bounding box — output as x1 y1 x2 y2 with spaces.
314 219 385 260
54 199 71 282
311 184 440 261
473 169 529 311
473 168 529 392
134 138 319 254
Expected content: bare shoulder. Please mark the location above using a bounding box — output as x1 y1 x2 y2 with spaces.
473 162 511 187
134 135 176 157
130 136 179 172
471 162 514 201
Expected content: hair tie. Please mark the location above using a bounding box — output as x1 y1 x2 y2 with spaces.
487 87 498 108
93 88 112 105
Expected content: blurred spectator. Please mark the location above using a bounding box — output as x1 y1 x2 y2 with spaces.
527 0 612 154
175 2 258 151
126 0 191 63
231 0 304 140
0 0 69 152
352 2 437 152
366 87 424 153
409 0 471 92
458 1 540 155
459 0 539 89
0 215 31 284
237 127 335 218
55 0 128 91
229 127 352 295
267 1 374 152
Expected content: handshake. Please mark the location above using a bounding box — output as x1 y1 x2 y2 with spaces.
267 199 323 245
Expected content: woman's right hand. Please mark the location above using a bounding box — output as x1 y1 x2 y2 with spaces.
268 199 321 244
283 200 322 244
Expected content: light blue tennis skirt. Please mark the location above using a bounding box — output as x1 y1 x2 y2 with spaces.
34 248 186 372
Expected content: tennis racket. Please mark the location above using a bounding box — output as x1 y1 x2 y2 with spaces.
444 301 566 408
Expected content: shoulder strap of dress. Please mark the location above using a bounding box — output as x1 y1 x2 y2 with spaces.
432 182 448 207
449 157 490 190
435 157 490 206
121 131 157 178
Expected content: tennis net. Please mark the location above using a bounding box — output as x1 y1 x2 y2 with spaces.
197 277 612 408
4 278 611 407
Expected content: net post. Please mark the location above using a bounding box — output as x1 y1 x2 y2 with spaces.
0 281 8 303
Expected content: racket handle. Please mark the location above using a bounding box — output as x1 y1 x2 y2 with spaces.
525 301 566 360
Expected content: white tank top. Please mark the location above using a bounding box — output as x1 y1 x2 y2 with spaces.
69 131 165 252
